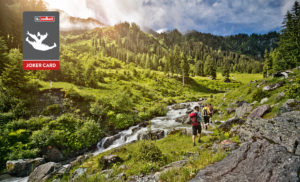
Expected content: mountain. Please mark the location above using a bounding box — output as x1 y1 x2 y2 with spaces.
183 30 279 59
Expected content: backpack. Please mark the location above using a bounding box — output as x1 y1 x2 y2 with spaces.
203 108 208 117
189 112 199 125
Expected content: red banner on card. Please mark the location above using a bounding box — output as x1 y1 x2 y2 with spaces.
23 60 59 70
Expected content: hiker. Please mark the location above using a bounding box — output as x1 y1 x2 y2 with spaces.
202 104 210 130
189 106 202 146
208 103 214 123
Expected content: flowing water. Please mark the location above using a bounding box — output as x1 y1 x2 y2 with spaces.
93 102 199 155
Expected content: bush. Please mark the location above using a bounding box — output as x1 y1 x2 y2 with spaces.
42 104 62 116
251 88 269 102
136 142 166 163
114 113 134 129
147 103 168 117
73 120 104 149
286 84 300 99
0 112 14 125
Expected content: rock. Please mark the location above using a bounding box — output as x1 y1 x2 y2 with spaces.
114 172 126 181
98 155 122 169
237 111 300 154
218 118 245 132
138 121 148 128
277 99 300 116
131 160 188 182
56 164 71 176
102 134 121 149
260 97 269 104
175 115 188 123
46 147 64 162
262 83 283 91
6 158 45 177
186 109 193 114
247 104 271 119
172 103 189 110
70 155 87 168
233 100 248 107
274 71 289 78
118 165 129 170
235 103 253 118
28 162 61 182
226 108 235 114
167 128 187 135
276 92 285 100
190 140 300 182
137 130 165 140
220 140 239 151
199 97 206 101
71 168 87 181
99 169 113 179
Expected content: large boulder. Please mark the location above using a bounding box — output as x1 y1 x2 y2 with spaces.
218 118 245 132
235 103 253 118
237 111 300 154
28 162 61 182
277 99 300 116
191 111 300 182
46 147 64 162
273 71 290 78
247 104 271 119
6 158 45 177
98 155 122 169
190 140 300 182
262 82 284 91
137 130 165 140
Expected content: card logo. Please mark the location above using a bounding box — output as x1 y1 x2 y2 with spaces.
23 12 59 70
34 16 55 22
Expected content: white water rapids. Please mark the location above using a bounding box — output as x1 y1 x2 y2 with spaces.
93 102 199 155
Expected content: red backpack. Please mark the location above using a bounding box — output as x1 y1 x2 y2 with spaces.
189 112 199 126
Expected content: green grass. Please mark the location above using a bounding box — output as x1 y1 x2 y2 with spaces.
54 127 241 182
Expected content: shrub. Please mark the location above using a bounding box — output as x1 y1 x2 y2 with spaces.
136 142 166 163
42 104 62 116
251 88 269 102
74 120 104 149
147 103 168 117
114 113 134 129
286 84 300 99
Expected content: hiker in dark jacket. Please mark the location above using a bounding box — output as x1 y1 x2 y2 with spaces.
189 106 203 146
208 103 214 123
202 104 210 130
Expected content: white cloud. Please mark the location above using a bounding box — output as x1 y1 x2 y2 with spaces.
44 0 297 35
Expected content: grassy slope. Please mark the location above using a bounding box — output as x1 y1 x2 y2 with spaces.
208 68 299 121
54 130 238 182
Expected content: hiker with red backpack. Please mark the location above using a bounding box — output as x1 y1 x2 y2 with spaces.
189 106 203 146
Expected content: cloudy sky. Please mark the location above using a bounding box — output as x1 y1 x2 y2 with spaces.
44 0 296 35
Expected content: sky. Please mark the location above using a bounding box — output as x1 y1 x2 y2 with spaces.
44 0 297 35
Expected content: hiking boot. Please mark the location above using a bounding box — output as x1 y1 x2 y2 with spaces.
198 139 202 143
193 142 196 146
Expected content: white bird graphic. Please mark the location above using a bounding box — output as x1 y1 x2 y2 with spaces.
25 31 57 51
